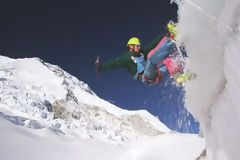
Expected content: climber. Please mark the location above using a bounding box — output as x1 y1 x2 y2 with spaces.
95 22 189 85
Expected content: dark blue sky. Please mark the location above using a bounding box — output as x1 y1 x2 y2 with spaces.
0 0 199 133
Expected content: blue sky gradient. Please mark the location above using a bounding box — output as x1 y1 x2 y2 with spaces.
0 0 199 133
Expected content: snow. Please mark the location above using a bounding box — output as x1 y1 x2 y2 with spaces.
0 113 204 160
176 0 240 159
11 58 67 99
0 56 173 140
123 134 204 160
0 55 205 159
0 115 126 160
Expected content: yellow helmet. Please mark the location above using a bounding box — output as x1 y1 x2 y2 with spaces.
167 22 177 39
127 37 141 46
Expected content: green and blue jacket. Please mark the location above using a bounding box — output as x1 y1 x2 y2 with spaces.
101 30 167 76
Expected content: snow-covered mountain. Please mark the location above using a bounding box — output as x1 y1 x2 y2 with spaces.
0 55 171 141
0 55 205 160
0 55 206 160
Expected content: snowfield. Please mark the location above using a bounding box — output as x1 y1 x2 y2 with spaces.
0 112 204 160
0 55 204 159
0 55 171 141
177 0 240 159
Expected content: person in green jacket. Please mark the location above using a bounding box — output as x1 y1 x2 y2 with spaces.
95 22 189 85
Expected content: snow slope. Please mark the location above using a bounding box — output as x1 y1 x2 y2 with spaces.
176 0 240 159
0 55 170 141
0 112 204 160
0 55 205 159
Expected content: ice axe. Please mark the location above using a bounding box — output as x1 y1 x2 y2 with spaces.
95 56 101 79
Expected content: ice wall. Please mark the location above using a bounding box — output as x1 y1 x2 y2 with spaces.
176 0 240 159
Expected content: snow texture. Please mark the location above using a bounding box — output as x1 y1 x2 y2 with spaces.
0 112 204 160
176 0 240 159
0 55 170 141
0 55 204 159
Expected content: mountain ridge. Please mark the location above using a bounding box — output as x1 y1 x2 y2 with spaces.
0 55 170 142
